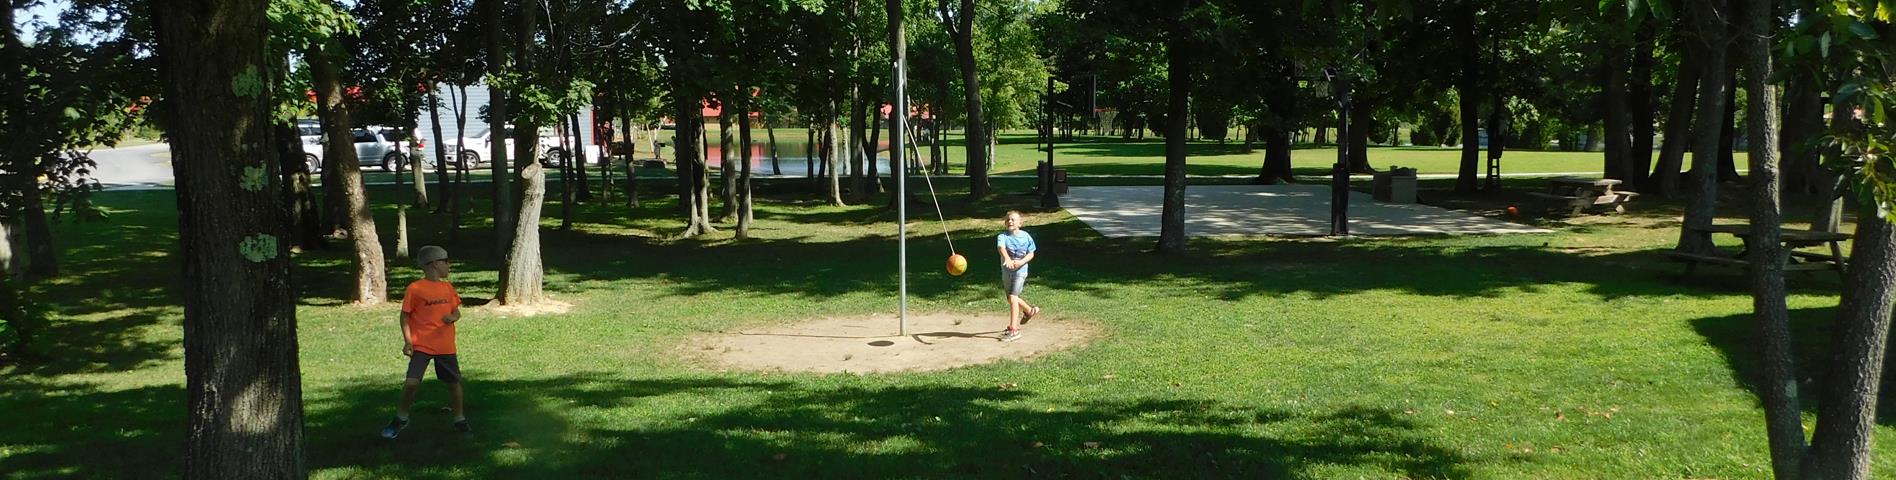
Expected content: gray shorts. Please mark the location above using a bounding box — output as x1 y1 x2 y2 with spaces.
406 353 463 383
1001 267 1028 296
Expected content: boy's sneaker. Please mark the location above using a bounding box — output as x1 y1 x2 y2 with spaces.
454 420 472 437
379 417 409 439
1022 306 1040 324
1000 329 1022 342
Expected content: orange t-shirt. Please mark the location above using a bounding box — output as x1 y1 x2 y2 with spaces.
401 279 462 355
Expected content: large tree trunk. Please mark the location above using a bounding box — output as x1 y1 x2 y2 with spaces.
1156 29 1191 254
310 45 386 305
938 0 988 198
1804 209 1896 479
499 162 546 305
1652 40 1701 197
1603 39 1632 181
1735 4 1804 474
1781 74 1824 195
1675 0 1731 256
1454 5 1481 193
484 0 515 262
1 1 53 279
674 91 714 236
1812 95 1853 232
1629 21 1657 189
430 84 453 214
500 0 542 299
154 0 305 475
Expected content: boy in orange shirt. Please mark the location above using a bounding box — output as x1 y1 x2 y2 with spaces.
381 245 468 439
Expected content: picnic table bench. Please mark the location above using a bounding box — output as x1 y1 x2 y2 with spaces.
1665 223 1851 278
1526 177 1640 215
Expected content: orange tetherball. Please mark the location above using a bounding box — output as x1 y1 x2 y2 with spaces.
1506 205 1520 216
946 253 968 276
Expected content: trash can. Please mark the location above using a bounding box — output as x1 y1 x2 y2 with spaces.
1052 168 1068 195
1373 166 1418 203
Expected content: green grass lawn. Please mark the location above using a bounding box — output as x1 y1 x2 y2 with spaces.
2 174 1881 478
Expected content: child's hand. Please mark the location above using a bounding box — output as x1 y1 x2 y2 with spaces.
402 342 413 357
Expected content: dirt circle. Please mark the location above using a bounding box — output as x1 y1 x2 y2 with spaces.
680 312 1099 374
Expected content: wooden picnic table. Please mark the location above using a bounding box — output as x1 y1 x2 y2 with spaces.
1527 177 1639 215
1666 223 1852 277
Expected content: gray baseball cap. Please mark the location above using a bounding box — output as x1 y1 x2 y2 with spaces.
415 245 449 267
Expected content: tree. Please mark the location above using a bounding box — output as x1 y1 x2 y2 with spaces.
936 0 990 198
307 16 388 304
1672 0 1732 256
154 0 305 474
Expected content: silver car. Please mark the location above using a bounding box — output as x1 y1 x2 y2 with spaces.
300 123 426 172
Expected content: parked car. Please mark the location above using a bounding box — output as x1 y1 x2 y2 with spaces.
455 125 568 168
299 122 428 172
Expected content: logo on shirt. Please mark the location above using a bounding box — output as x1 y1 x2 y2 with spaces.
424 298 453 306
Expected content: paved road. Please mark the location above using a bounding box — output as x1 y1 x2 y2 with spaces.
90 143 175 189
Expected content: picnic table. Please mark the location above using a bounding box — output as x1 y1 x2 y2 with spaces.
1526 177 1640 215
1665 223 1851 277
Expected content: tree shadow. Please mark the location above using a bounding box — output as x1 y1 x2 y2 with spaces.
296 374 1484 478
1691 306 1896 427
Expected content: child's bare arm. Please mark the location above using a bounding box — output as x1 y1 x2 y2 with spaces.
399 311 414 355
444 307 461 324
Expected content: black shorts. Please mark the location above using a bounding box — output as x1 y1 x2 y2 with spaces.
405 353 463 384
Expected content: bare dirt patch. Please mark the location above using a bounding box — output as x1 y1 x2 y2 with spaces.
680 312 1099 374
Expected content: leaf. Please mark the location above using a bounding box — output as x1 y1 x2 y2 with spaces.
1649 0 1675 21
1821 32 1831 58
1849 20 1879 40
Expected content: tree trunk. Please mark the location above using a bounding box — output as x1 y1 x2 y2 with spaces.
430 84 453 214
828 111 845 206
499 162 547 305
1629 21 1657 189
1603 39 1632 181
558 116 574 231
1736 5 1805 473
1454 4 1481 193
1781 75 1824 195
1157 29 1191 255
1718 73 1741 182
153 0 305 474
1256 125 1293 184
1675 0 1731 256
767 113 781 176
450 84 470 244
1487 92 1506 190
938 0 988 198
737 89 754 239
484 0 515 262
407 132 427 208
395 206 409 258
1804 208 1896 479
718 103 736 222
1347 98 1373 173
277 122 323 251
310 45 386 305
1 2 54 279
1653 41 1700 197
573 113 592 202
1812 95 1853 232
849 89 870 201
674 91 713 236
620 97 640 208
866 89 883 197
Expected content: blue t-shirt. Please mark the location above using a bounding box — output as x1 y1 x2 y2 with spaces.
997 230 1036 273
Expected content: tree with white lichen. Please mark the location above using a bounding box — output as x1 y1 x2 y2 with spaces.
156 0 307 474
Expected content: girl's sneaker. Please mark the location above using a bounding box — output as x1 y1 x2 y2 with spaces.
1000 328 1022 342
1022 306 1040 324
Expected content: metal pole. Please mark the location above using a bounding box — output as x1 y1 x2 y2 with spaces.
890 0 908 335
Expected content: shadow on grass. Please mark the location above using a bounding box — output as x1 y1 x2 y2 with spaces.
1691 306 1896 427
296 374 1478 478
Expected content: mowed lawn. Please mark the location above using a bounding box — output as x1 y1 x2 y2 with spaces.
0 173 1881 479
